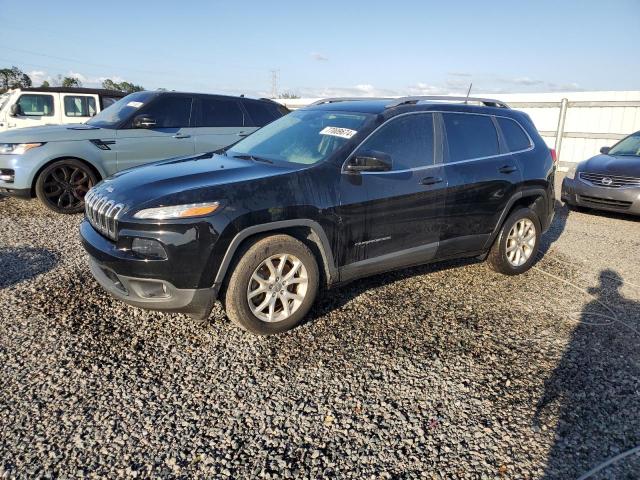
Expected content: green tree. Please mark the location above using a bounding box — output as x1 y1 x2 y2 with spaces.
41 80 50 88
0 66 32 92
62 76 82 88
102 78 144 93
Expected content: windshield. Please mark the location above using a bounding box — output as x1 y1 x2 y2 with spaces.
86 91 156 128
0 92 10 112
609 133 640 157
227 109 374 165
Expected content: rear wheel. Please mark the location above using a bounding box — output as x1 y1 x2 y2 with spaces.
35 159 97 214
223 234 319 335
487 207 541 275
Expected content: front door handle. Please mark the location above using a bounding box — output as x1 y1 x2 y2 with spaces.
173 133 191 139
498 165 517 174
420 176 444 186
237 132 250 137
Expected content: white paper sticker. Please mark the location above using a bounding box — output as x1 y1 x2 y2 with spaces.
320 126 357 139
127 101 144 108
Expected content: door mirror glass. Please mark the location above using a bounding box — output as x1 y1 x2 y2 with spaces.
132 114 157 129
345 150 392 172
600 146 611 155
9 103 21 117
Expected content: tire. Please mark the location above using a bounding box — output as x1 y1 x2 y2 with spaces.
35 159 97 214
223 234 320 335
486 207 541 275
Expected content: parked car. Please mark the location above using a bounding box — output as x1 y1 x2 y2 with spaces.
0 87 125 132
561 130 640 216
0 91 289 213
80 96 556 335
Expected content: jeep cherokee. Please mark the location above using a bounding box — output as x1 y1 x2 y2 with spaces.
80 96 556 335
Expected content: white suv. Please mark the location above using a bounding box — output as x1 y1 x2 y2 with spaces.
0 87 125 132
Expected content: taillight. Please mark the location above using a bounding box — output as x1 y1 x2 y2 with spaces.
550 148 558 164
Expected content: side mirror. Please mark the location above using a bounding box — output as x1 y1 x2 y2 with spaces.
600 146 611 155
345 150 392 173
9 104 21 117
132 114 157 129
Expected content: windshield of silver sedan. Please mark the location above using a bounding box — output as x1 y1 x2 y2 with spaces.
609 133 640 157
226 109 374 165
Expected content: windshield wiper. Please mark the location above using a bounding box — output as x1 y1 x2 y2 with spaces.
230 154 273 164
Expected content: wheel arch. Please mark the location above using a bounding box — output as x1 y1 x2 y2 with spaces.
30 156 104 197
213 220 337 290
484 188 547 250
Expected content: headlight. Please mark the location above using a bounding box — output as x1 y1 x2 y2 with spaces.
0 143 46 155
133 202 220 220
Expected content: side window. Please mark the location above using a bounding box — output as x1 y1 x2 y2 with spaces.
497 117 531 152
64 96 97 117
137 96 193 128
16 94 54 117
198 97 244 127
355 113 434 170
101 96 120 109
243 100 278 127
443 113 499 162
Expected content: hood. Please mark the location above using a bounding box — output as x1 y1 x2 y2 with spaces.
0 124 112 143
578 154 640 177
93 153 301 211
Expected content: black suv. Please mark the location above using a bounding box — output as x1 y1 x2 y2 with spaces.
80 96 556 335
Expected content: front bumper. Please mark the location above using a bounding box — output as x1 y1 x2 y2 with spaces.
80 220 219 319
0 152 38 193
561 175 640 216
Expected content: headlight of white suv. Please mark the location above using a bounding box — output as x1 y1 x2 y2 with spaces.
133 202 220 220
0 143 46 155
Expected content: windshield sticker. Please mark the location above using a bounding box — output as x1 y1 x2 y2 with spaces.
127 101 144 108
320 126 357 139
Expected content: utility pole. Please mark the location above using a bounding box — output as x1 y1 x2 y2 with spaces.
270 69 279 99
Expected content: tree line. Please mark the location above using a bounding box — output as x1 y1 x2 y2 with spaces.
0 66 144 94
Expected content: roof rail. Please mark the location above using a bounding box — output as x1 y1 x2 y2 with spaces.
309 97 392 106
384 96 510 109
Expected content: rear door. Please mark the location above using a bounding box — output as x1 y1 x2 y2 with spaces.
61 94 98 124
438 112 522 257
340 112 446 275
115 94 196 171
193 96 256 153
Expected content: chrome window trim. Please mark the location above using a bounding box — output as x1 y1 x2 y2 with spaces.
342 110 535 175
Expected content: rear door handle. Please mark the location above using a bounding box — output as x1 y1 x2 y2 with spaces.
420 176 444 186
498 165 517 174
173 133 191 139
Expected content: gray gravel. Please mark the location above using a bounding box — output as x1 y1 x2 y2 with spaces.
1 179 639 479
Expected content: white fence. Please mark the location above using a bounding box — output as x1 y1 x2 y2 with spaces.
276 91 640 165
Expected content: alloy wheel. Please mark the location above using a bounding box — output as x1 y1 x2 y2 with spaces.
505 218 536 267
42 165 93 211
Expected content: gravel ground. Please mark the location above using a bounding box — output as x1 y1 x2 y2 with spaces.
1 177 639 479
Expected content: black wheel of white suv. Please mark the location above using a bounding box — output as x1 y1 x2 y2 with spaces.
35 159 97 214
487 207 541 275
223 234 319 335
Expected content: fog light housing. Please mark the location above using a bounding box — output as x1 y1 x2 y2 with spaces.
131 237 167 260
0 169 15 183
130 280 169 299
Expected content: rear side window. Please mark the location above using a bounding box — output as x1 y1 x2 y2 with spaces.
101 96 120 109
243 100 279 127
355 113 434 170
16 94 54 117
64 96 97 117
138 96 193 128
497 117 531 152
443 113 499 162
198 97 244 127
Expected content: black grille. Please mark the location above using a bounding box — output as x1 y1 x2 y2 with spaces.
579 172 640 188
85 189 125 240
578 194 632 210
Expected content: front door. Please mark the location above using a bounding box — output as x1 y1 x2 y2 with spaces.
9 93 59 129
339 112 447 279
438 112 522 257
115 94 196 172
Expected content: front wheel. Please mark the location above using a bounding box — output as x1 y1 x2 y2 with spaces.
486 207 541 275
223 234 319 335
35 159 97 214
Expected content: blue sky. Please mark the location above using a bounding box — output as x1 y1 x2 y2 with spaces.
0 0 638 97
